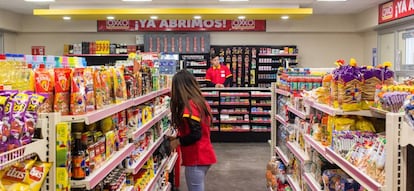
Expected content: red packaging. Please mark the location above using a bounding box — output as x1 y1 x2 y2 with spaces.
34 65 54 113
54 68 71 115
70 68 86 115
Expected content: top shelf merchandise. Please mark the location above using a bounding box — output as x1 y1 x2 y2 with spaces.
180 54 209 87
270 60 414 191
209 45 299 88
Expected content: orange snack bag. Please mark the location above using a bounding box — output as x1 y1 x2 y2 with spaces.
93 68 105 110
100 67 114 105
70 68 86 115
113 66 127 103
84 67 95 112
34 64 54 113
54 68 72 115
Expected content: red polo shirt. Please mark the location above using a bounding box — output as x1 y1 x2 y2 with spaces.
180 100 217 166
205 65 232 85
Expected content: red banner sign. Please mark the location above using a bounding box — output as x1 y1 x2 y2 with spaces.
97 19 266 32
31 46 45 55
379 0 414 24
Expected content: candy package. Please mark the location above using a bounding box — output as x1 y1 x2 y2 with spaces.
70 68 86 115
54 68 71 115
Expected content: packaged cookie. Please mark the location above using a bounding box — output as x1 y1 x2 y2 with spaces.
54 68 71 115
360 66 382 110
382 61 395 86
330 59 345 108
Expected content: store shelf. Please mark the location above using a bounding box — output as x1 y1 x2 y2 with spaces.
252 103 272 107
202 93 219 97
212 120 220 123
325 148 384 191
287 175 301 191
166 152 178 173
71 143 135 189
286 142 309 163
287 105 308 119
212 112 219 115
131 109 170 140
251 94 271 98
304 99 385 118
369 106 389 116
221 102 250 106
220 111 249 115
220 120 250 124
259 53 298 56
221 93 250 97
220 128 251 132
304 134 327 161
274 146 290 166
210 128 219 131
275 88 290 96
126 129 170 174
252 128 271 132
143 158 168 191
275 115 288 126
62 88 170 125
303 173 321 191
124 186 134 191
0 139 47 170
251 111 270 115
251 120 271 124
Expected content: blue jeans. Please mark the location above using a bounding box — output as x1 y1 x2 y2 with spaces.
185 165 211 191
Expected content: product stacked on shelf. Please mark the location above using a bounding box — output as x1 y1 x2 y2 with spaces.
180 54 209 87
270 60 414 191
202 87 271 142
210 45 298 88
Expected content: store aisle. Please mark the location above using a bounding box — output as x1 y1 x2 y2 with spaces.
178 143 270 191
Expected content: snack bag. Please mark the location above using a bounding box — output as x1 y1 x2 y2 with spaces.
34 65 54 113
112 66 127 103
338 58 362 111
26 161 51 191
382 61 395 85
354 116 376 132
10 92 32 147
93 68 105 110
361 66 382 110
100 67 114 105
70 68 86 115
54 68 71 115
0 159 36 190
83 67 95 112
330 59 345 108
23 93 46 145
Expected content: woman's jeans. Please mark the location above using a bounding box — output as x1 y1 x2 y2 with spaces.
185 165 211 191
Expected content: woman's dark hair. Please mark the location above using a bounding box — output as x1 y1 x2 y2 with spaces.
170 70 211 128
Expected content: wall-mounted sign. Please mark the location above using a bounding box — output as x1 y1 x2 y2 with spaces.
97 19 266 32
31 46 45 55
379 0 414 24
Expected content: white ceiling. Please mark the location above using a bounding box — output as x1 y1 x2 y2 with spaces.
0 0 390 16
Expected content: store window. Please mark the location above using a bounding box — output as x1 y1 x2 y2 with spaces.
401 30 414 68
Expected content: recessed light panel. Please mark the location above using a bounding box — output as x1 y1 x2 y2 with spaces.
25 0 55 2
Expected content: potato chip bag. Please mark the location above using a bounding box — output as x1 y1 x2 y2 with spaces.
26 161 51 191
70 68 86 115
34 65 54 113
0 159 36 189
84 67 95 112
93 68 105 110
113 66 127 103
54 68 71 115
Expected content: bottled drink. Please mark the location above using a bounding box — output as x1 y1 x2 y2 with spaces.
72 132 86 180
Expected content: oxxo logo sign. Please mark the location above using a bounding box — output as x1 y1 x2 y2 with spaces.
231 20 256 30
106 20 130 29
381 2 394 20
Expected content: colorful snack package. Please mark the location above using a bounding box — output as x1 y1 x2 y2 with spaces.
100 67 114 105
25 161 52 191
382 61 395 86
113 66 127 103
93 67 105 110
0 159 36 189
338 59 362 111
54 68 71 115
9 92 31 147
83 67 95 112
70 68 86 115
0 96 9 121
361 66 382 110
330 59 345 108
34 65 54 113
23 93 46 145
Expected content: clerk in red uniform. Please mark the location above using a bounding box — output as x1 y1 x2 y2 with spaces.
169 70 217 191
206 54 232 87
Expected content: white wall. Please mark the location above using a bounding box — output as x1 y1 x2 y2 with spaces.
362 30 378 65
4 32 17 53
0 10 22 32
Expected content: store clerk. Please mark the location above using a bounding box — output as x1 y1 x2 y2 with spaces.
205 54 232 88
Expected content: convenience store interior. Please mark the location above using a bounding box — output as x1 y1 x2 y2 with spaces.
1 0 414 191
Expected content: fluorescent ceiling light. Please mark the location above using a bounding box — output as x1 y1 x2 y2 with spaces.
281 15 289 20
194 15 202 19
107 16 115 20
219 0 249 1
238 16 246 19
63 16 71 20
25 0 55 2
122 0 152 1
317 0 347 1
150 16 158 19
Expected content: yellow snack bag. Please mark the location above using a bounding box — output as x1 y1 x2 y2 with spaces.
0 159 36 189
355 116 376 132
334 116 355 131
5 183 30 191
26 161 51 191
